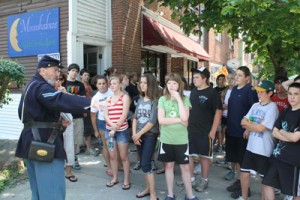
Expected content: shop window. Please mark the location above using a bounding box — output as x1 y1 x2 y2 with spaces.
187 60 197 85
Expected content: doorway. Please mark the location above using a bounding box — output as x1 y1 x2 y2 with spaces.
84 45 102 78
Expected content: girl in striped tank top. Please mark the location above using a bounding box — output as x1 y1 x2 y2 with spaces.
104 76 131 190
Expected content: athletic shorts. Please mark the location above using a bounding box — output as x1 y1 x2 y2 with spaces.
225 134 247 165
262 157 300 197
157 143 189 164
240 150 270 177
189 134 213 159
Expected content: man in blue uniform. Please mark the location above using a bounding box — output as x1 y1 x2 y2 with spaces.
15 55 92 200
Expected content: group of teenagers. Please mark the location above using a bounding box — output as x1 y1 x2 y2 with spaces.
86 67 216 200
57 63 300 200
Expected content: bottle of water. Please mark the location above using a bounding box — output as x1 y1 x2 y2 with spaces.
108 137 114 151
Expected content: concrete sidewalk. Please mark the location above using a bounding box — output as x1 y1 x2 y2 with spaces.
1 144 283 200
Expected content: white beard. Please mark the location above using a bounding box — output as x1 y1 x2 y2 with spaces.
47 80 56 86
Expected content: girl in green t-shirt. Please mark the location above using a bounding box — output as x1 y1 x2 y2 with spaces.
157 73 197 200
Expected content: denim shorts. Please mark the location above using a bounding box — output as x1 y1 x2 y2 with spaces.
105 128 130 143
97 119 106 131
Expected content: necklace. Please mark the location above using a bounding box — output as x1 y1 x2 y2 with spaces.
260 101 270 106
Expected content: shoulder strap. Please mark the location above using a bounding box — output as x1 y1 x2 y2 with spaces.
119 92 125 100
21 81 36 123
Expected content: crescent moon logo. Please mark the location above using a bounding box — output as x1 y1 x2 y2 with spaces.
9 18 22 52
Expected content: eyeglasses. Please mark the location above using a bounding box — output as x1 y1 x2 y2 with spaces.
58 78 64 81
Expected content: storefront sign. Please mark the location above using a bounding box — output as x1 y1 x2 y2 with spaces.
7 8 60 57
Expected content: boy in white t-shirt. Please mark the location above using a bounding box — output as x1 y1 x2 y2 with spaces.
238 80 279 200
90 75 113 175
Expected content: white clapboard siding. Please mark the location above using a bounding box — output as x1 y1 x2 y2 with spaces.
77 0 108 39
0 94 22 140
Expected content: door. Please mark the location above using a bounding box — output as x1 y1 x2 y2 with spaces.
84 45 102 77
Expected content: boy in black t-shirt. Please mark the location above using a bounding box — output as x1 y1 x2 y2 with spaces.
262 82 300 200
66 64 86 170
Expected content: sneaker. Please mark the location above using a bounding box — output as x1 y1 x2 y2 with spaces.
226 180 241 192
216 158 227 165
133 161 141 170
185 196 199 200
195 178 208 192
72 156 81 170
231 188 251 199
284 195 293 200
164 195 176 200
151 160 158 171
176 180 184 187
224 170 236 181
85 148 99 156
194 163 201 175
176 179 197 188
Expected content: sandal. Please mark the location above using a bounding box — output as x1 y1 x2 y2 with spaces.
106 180 119 187
136 192 150 198
122 183 131 190
65 175 78 182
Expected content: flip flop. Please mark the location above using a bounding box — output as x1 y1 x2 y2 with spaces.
65 175 78 182
122 183 131 190
106 180 119 187
136 192 150 198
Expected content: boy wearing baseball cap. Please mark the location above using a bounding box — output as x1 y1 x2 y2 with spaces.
238 80 279 200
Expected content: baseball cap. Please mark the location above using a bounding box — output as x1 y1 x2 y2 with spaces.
192 66 210 79
37 55 63 69
255 80 274 92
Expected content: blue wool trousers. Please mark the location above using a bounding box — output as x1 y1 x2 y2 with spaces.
25 159 65 200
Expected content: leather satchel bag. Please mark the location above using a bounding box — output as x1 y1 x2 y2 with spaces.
26 122 62 162
28 141 55 162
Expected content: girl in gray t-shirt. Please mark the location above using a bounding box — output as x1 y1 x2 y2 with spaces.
132 74 159 199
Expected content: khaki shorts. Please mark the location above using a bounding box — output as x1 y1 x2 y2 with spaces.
73 118 84 153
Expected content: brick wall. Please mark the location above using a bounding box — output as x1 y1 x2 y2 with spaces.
170 57 184 75
111 0 142 73
144 2 180 26
207 29 235 66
